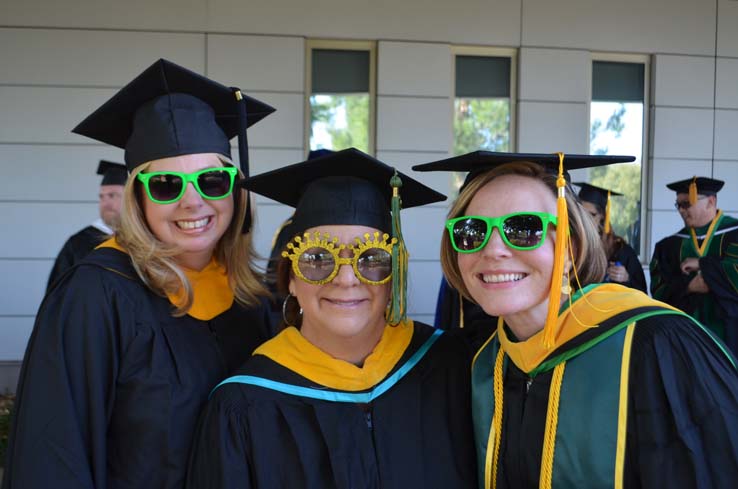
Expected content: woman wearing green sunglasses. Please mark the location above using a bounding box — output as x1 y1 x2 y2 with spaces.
414 152 738 489
186 148 478 489
2 60 276 489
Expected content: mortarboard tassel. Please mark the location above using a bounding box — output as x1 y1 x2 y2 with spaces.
233 88 252 233
688 176 698 206
387 172 408 326
604 190 612 235
542 152 569 349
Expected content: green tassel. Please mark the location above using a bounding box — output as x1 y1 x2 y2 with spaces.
387 171 408 325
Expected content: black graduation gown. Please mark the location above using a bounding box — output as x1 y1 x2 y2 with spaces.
2 247 273 489
650 215 738 353
434 278 496 352
607 240 647 293
185 322 478 489
495 314 738 489
47 225 108 291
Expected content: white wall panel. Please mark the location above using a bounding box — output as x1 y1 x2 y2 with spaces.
649 209 689 247
649 158 713 210
376 96 452 152
652 107 714 159
519 48 590 102
0 0 208 32
0 86 117 144
0 144 125 201
0 202 99 258
517 102 588 153
407 260 443 315
243 92 303 149
0 317 34 361
0 28 205 86
376 150 454 197
251 203 295 267
401 206 448 261
207 35 304 92
718 0 738 57
522 0 716 55
249 148 305 176
714 110 738 160
716 59 738 109
378 42 452 97
713 160 738 212
0 260 49 316
206 0 521 45
653 55 715 108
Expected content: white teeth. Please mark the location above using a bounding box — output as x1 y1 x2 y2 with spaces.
176 217 209 230
481 273 525 284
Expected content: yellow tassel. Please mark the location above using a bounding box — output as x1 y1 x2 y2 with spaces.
689 176 698 206
604 190 612 235
542 153 568 349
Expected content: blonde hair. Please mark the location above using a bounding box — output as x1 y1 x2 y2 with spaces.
116 159 268 316
440 161 606 302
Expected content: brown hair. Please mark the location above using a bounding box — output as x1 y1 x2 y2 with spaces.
440 161 606 302
115 158 268 316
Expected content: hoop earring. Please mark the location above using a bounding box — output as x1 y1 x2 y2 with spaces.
282 293 302 326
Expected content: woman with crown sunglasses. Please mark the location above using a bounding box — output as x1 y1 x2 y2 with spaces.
185 148 477 489
2 60 276 489
414 152 738 489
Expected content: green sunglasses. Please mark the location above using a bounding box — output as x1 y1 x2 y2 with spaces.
137 167 238 204
446 212 558 253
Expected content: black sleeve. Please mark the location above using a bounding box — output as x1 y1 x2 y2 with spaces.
649 238 691 307
3 267 127 489
46 238 77 292
186 390 252 489
619 246 647 293
625 314 738 489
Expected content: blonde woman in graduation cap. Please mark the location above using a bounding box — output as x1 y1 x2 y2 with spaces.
186 148 477 489
2 59 275 489
414 152 738 489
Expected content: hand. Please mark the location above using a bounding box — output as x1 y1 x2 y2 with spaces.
687 273 709 293
680 257 700 274
606 263 629 283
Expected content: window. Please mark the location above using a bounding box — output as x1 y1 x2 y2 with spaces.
306 41 376 154
451 48 516 192
589 57 649 255
453 49 516 156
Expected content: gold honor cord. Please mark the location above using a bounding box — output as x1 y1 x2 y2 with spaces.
486 348 505 489
539 362 566 489
690 209 723 257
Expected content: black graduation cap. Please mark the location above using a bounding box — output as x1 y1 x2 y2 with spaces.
666 176 724 195
242 147 446 235
412 151 635 180
72 58 275 174
96 160 128 186
574 182 623 211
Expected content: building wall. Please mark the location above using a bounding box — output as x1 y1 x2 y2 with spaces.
1 0 737 392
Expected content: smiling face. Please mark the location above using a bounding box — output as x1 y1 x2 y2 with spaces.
676 192 717 228
141 153 234 270
289 224 391 359
457 174 558 337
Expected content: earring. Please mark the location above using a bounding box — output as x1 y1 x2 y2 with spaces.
561 274 572 295
282 293 302 326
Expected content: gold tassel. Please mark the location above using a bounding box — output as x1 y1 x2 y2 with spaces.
386 171 408 325
604 190 612 235
542 153 569 349
689 176 698 206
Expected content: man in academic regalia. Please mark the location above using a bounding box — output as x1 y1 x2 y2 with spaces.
46 160 127 291
650 176 738 353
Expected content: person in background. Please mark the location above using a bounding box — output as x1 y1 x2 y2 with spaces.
46 160 127 290
650 176 738 354
186 148 477 489
2 59 275 489
414 151 738 489
575 182 647 292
